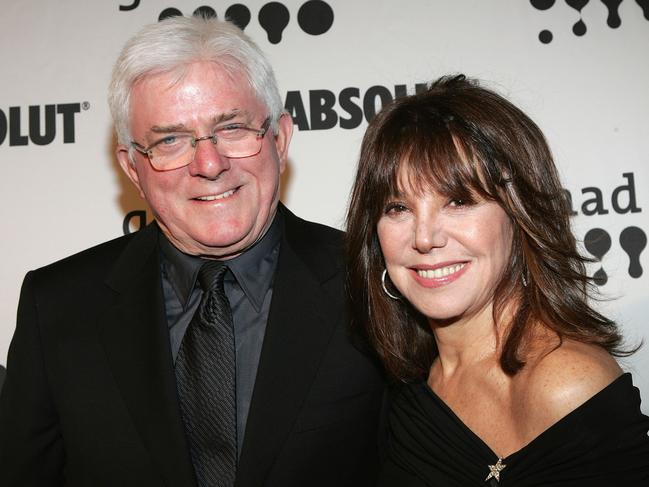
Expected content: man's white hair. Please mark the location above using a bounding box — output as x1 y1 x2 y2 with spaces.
108 15 283 149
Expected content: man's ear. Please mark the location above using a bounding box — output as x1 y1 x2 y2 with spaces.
116 145 146 199
273 112 294 174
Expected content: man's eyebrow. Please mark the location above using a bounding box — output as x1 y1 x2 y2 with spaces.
148 111 244 134
150 124 189 133
213 111 242 124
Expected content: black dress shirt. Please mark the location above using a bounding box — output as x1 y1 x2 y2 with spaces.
159 211 282 455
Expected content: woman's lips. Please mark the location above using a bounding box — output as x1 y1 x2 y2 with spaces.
411 262 469 288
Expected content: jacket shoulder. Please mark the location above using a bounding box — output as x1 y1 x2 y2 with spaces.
27 227 151 289
281 205 343 249
37 233 133 272
280 205 345 275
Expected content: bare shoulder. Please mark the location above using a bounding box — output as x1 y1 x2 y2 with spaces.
516 339 623 429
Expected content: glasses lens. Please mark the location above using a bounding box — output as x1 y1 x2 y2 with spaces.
216 127 263 158
149 134 194 171
145 122 267 171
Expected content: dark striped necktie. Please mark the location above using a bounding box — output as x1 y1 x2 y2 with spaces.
175 261 237 487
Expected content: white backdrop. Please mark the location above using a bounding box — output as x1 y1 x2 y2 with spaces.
1 0 648 411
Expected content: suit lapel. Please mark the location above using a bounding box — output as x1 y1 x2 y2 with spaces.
236 209 342 487
99 224 196 487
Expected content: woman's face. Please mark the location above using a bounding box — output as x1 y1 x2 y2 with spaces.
377 166 514 326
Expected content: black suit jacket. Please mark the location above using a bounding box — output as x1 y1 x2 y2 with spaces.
0 205 385 486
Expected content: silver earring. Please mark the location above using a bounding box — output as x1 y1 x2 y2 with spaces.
522 272 528 287
381 269 401 300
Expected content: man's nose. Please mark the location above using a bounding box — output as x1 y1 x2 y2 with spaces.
188 137 231 178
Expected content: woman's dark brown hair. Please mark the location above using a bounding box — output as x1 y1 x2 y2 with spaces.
346 74 627 382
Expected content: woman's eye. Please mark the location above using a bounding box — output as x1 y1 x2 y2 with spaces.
448 198 465 207
384 202 408 214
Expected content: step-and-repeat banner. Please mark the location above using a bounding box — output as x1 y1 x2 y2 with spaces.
1 1 647 409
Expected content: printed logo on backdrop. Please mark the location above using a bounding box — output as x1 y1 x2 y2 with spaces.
0 103 89 147
286 83 431 132
118 1 334 44
566 172 646 285
530 0 649 44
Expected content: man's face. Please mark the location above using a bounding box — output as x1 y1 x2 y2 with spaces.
117 61 292 258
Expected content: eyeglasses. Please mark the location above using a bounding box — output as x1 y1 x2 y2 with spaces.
131 116 271 171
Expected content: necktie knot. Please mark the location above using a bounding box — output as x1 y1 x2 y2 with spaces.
198 260 227 293
196 261 231 329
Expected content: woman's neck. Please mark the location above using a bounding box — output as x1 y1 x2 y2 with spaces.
429 301 514 379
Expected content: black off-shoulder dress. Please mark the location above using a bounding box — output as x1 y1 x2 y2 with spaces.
378 373 649 486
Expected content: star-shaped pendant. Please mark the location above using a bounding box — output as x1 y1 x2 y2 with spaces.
485 457 506 483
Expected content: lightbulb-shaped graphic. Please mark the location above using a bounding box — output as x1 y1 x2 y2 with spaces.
259 2 290 44
620 226 646 278
601 0 623 27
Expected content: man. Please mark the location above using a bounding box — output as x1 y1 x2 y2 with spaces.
0 16 385 487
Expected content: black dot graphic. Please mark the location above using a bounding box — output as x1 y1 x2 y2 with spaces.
592 268 608 286
159 7 182 21
530 0 555 10
193 6 217 19
226 4 252 30
566 0 589 10
565 0 589 36
573 18 587 36
298 0 334 36
539 29 553 43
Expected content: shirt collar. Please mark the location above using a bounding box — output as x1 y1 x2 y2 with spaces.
159 210 283 312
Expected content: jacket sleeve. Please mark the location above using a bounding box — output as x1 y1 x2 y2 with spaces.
0 271 64 486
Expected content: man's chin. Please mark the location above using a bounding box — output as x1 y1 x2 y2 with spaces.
184 234 254 259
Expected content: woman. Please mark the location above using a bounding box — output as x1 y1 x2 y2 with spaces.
346 75 649 486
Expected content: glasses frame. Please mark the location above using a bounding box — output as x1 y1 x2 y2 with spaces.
130 116 271 171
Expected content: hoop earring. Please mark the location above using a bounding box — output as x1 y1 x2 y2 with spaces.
381 269 401 300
